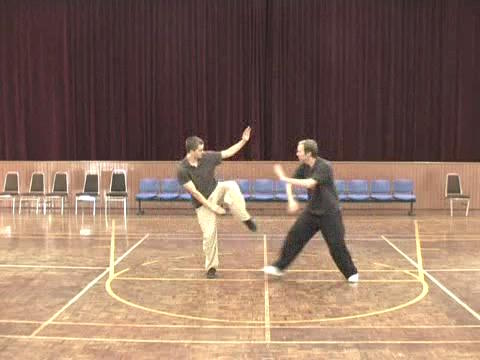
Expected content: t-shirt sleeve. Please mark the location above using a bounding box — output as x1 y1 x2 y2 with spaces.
205 151 222 166
177 166 191 186
310 162 331 185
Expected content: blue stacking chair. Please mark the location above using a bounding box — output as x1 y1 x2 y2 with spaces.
251 179 275 201
335 180 348 201
392 179 416 202
346 179 369 201
236 179 251 200
136 178 160 201
156 178 180 200
371 179 393 201
275 180 288 201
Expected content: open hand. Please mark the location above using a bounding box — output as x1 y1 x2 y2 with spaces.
213 204 226 215
242 126 251 142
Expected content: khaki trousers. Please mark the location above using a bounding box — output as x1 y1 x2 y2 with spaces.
195 181 251 271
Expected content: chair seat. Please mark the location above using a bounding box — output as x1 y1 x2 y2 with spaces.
0 191 19 196
347 194 370 201
393 194 416 201
178 193 192 200
338 194 348 201
251 194 275 201
106 192 128 197
155 193 179 200
76 192 99 197
275 194 288 201
136 192 158 200
295 194 309 202
371 194 394 201
46 192 68 197
20 192 44 197
446 194 470 199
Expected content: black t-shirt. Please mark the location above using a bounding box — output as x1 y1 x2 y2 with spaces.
177 151 222 208
293 158 339 215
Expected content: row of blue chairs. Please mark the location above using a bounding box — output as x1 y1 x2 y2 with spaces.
136 178 416 214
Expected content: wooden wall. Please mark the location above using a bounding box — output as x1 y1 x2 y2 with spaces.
0 161 478 210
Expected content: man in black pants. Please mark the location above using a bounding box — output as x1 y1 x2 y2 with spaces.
263 139 359 283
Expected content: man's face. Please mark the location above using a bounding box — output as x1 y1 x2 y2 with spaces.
192 144 205 160
296 143 307 162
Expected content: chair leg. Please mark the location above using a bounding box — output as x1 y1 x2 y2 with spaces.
35 199 39 215
450 199 453 217
43 199 46 215
123 199 126 218
105 197 108 217
12 198 15 215
466 200 470 217
19 199 22 214
75 198 78 215
61 198 64 215
93 199 96 216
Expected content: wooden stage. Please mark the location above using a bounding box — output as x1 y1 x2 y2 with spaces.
0 209 479 358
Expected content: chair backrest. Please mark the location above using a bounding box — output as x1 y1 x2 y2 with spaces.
83 173 99 193
348 179 368 194
3 172 19 192
445 173 463 196
161 178 180 194
29 172 45 193
253 179 274 194
236 179 250 195
371 179 391 194
393 179 413 194
335 180 347 195
110 170 127 192
276 180 287 194
52 172 68 192
139 178 161 193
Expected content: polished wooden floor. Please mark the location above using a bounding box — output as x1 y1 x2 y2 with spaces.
0 208 479 359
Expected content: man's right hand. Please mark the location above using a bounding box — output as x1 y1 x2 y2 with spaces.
212 204 226 215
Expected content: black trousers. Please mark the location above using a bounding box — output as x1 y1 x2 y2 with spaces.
274 210 357 279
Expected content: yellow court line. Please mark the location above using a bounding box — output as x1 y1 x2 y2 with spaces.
381 235 480 322
0 264 106 270
106 268 429 324
30 232 150 337
263 234 271 343
2 334 480 345
414 220 425 282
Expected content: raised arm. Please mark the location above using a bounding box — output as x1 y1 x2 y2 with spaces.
220 126 251 159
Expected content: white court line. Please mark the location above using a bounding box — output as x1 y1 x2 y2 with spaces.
30 233 150 337
381 235 480 322
263 234 271 343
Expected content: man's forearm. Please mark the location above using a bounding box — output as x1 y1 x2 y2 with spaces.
222 139 247 159
283 177 317 189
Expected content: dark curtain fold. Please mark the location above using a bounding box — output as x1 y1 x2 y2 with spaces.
0 0 479 161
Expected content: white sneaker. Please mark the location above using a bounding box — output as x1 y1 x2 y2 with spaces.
263 265 285 277
348 273 359 283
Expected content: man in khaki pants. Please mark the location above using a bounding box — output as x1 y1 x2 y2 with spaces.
177 127 257 278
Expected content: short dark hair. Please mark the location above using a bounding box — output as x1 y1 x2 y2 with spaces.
299 139 318 157
185 136 204 153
